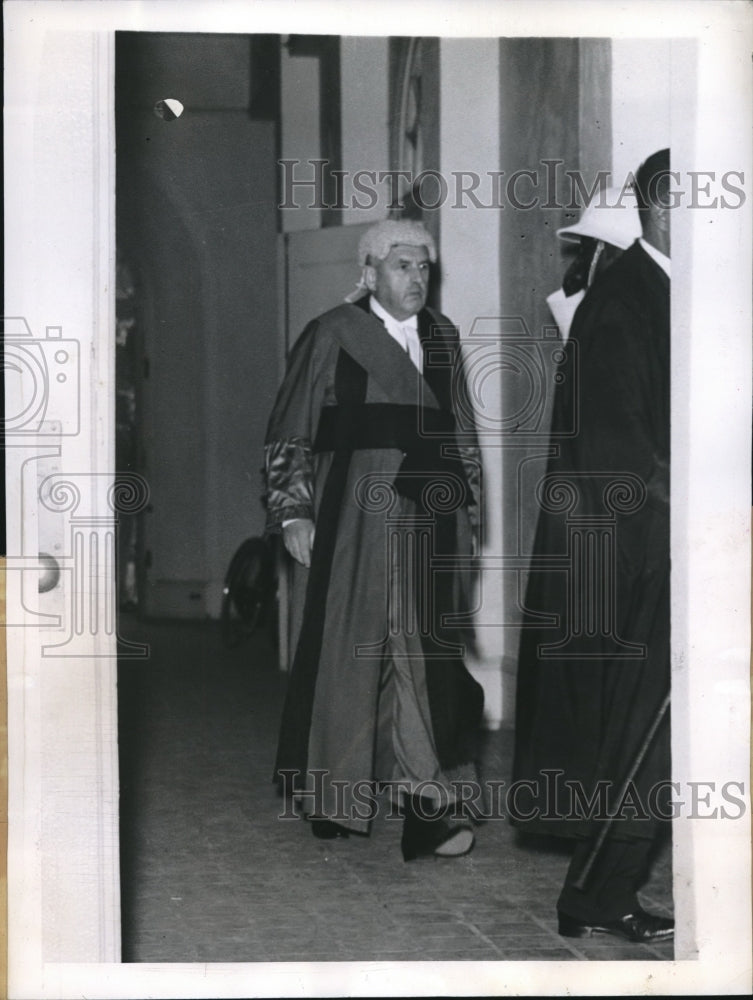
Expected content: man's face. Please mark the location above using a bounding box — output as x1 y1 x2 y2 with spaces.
366 244 430 321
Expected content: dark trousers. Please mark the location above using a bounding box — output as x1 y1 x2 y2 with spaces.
557 835 657 923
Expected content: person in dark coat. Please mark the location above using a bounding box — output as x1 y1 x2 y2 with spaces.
545 185 642 341
264 219 484 859
511 150 674 942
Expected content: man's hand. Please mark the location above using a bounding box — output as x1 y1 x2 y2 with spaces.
282 518 316 567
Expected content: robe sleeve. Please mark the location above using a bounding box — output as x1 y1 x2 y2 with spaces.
263 319 332 531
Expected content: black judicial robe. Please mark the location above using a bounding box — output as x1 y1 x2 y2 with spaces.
512 242 670 841
265 296 484 831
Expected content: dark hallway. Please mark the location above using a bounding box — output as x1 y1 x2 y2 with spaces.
117 616 674 963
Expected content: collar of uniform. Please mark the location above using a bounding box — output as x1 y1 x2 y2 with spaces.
638 237 671 278
369 295 418 331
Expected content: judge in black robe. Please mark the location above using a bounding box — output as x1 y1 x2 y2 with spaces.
264 220 484 859
512 151 674 942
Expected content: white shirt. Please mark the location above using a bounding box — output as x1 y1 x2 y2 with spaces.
370 296 423 373
545 286 585 343
639 238 671 279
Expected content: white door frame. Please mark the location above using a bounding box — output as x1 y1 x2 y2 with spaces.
5 14 121 984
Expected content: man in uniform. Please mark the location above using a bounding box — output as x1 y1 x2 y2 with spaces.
545 185 642 341
265 219 484 860
512 150 674 941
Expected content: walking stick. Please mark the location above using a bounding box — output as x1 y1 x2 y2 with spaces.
572 689 671 891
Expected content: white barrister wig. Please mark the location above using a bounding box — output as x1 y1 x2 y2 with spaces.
357 219 437 266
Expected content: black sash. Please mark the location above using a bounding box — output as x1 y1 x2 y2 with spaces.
274 348 368 786
313 402 469 509
274 347 483 788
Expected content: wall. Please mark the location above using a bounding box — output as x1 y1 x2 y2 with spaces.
497 37 587 721
280 43 323 231
439 37 505 726
341 37 390 225
611 38 672 181
281 36 391 233
116 33 279 618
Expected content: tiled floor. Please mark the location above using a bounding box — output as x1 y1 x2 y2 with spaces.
118 616 674 963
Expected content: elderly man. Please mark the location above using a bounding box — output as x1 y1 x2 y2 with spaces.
265 219 483 860
512 150 674 942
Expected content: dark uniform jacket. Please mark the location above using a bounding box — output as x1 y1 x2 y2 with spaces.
512 241 670 840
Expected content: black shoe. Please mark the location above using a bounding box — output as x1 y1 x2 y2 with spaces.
558 907 674 942
310 817 350 840
400 795 474 861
